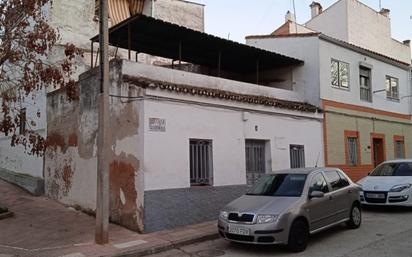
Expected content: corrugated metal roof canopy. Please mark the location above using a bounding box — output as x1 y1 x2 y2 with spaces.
91 15 303 73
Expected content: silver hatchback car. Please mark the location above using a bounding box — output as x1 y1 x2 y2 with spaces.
218 168 362 252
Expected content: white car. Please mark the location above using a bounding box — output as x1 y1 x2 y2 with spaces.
358 160 412 206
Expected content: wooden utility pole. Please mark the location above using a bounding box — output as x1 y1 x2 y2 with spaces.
96 0 110 245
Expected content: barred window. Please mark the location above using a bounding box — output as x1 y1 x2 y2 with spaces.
347 137 359 166
290 145 305 169
386 76 399 100
189 139 213 186
360 66 372 102
395 140 405 159
331 59 349 89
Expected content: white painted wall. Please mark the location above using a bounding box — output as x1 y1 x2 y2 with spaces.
305 0 349 42
119 61 324 191
346 0 410 64
319 39 411 115
142 95 324 191
148 0 205 32
122 62 304 103
0 89 47 178
48 0 97 49
247 35 411 115
246 36 321 107
305 0 411 64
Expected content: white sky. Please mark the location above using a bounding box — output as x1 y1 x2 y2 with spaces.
191 0 412 49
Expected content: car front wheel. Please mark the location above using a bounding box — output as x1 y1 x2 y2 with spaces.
287 219 309 252
346 203 362 229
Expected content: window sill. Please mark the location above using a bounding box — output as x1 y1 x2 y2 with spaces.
386 97 400 102
190 184 213 188
360 99 372 103
331 85 350 91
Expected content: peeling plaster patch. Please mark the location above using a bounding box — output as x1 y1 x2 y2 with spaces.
62 164 74 191
109 159 142 232
120 188 126 205
46 132 66 151
68 133 78 147
113 135 140 156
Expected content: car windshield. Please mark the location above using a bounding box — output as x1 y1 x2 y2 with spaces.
246 174 307 197
370 162 412 176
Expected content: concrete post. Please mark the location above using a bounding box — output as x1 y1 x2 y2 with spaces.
95 0 110 245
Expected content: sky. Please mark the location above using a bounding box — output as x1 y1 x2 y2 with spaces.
190 0 412 45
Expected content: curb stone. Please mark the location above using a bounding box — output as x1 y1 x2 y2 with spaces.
110 232 219 257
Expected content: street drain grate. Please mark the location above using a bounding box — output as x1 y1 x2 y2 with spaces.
196 249 225 257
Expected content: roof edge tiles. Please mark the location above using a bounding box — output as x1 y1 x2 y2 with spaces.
122 75 322 114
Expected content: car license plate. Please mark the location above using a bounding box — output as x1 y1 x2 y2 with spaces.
228 225 250 236
366 193 385 199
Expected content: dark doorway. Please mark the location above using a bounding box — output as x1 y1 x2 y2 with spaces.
372 138 385 167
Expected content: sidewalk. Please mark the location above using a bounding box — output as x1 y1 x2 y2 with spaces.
0 179 218 257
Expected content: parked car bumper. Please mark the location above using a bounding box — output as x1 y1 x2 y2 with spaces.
217 218 288 245
360 191 412 206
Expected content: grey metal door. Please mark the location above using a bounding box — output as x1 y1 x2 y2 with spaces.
245 140 266 186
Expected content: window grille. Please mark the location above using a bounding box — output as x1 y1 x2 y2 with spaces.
290 145 305 169
190 139 213 185
395 140 405 159
347 137 358 166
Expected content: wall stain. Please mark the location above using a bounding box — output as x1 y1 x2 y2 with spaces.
45 61 144 233
68 133 78 147
109 159 142 232
46 133 65 151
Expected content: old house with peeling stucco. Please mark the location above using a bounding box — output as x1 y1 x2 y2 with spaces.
44 14 325 232
0 0 205 196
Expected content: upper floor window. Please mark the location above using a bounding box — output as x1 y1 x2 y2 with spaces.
331 59 349 89
386 76 399 100
359 66 372 102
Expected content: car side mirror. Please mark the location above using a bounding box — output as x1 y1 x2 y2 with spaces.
309 191 325 199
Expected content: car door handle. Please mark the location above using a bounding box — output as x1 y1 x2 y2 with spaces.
328 195 333 200
348 189 352 194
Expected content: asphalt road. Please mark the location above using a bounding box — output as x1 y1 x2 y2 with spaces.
148 206 412 257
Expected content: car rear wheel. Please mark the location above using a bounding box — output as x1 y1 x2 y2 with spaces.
346 203 362 229
287 219 309 252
